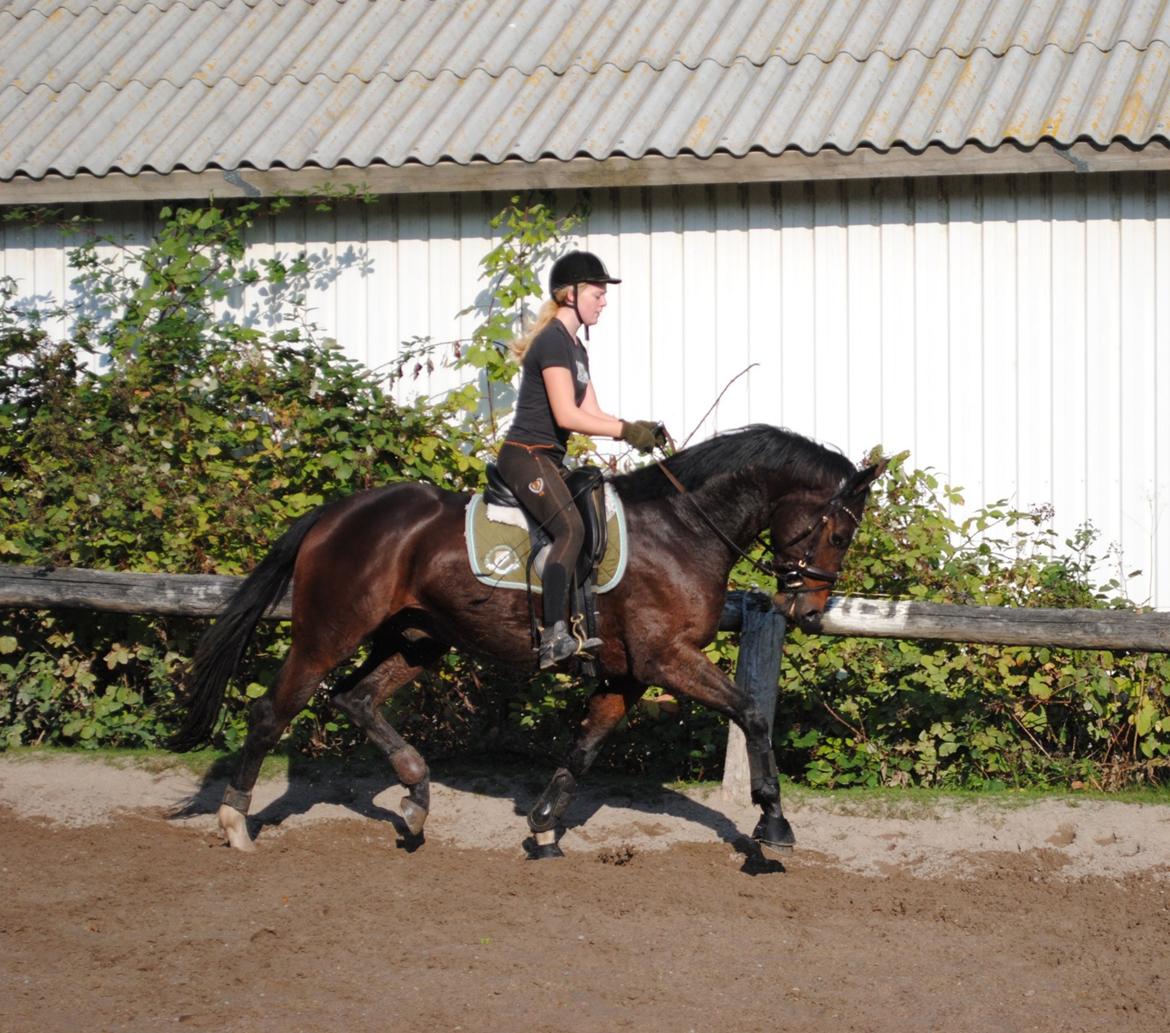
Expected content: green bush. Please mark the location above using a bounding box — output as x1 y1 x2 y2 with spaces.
763 457 1170 790
0 200 486 750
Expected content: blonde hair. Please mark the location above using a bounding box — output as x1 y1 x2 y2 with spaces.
510 288 573 361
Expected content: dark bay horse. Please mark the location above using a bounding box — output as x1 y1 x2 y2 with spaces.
172 425 884 856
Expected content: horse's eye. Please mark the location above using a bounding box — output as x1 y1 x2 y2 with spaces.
830 533 848 548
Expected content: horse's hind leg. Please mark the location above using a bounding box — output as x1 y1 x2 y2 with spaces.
219 650 331 851
329 634 446 843
528 678 644 858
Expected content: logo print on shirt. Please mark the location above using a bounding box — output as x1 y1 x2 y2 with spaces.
528 478 545 496
575 360 590 386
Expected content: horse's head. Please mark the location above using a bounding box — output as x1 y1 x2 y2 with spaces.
769 459 887 629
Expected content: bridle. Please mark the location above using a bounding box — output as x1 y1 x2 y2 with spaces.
769 492 862 594
655 457 861 596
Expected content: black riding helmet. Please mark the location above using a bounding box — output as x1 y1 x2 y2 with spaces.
549 250 621 339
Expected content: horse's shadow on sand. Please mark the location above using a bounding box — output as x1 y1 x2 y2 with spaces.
170 752 423 851
506 773 786 875
171 753 784 875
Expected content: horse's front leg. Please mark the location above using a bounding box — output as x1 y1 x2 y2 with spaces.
641 646 794 851
528 678 643 858
745 732 795 850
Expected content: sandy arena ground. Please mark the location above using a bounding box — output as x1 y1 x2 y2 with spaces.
1 753 1168 1033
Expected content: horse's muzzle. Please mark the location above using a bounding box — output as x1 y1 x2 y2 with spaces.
771 591 825 632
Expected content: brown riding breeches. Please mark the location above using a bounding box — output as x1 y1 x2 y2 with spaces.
496 442 584 628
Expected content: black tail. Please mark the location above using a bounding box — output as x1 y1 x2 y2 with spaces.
169 507 328 752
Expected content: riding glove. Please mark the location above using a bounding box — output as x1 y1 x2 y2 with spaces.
619 419 661 454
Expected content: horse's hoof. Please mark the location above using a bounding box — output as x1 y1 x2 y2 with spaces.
528 841 565 860
400 797 428 837
217 804 256 852
527 829 564 859
752 815 796 851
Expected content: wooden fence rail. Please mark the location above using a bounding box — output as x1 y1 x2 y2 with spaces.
3 563 1167 805
3 564 1168 652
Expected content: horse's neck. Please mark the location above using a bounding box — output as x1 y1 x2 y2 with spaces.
688 469 805 547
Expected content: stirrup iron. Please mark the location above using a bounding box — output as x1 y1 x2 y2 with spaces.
569 613 603 656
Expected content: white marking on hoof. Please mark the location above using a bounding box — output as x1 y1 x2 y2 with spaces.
217 804 256 852
400 797 428 837
534 829 557 848
761 841 794 857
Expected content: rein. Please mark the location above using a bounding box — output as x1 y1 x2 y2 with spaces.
653 455 860 593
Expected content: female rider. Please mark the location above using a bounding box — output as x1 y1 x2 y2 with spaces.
498 250 663 670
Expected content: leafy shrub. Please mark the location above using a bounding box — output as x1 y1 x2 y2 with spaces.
1 199 485 749
764 457 1170 789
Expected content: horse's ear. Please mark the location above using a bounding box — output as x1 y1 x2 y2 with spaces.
847 458 888 494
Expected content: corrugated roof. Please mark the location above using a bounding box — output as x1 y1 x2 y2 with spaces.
3 0 1169 180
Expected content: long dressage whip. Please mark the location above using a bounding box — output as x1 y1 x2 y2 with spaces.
649 363 783 580
651 360 760 469
675 362 759 450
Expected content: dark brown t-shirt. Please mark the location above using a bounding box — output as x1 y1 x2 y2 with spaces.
507 320 591 457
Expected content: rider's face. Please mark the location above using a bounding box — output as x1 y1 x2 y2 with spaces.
573 283 608 327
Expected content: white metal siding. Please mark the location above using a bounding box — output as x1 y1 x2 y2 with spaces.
3 171 1167 608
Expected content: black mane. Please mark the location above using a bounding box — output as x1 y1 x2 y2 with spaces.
611 425 855 504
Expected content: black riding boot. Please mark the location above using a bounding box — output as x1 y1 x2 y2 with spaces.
539 620 603 670
538 562 602 669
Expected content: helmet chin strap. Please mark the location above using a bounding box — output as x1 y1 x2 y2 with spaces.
572 285 589 340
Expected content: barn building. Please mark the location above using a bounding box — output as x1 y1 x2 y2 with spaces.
3 0 1169 607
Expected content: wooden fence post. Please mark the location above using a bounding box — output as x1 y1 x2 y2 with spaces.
720 592 787 804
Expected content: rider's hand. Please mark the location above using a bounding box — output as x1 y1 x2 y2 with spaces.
619 419 660 454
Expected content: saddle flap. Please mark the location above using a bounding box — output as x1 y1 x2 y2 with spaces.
564 467 608 583
484 463 520 507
